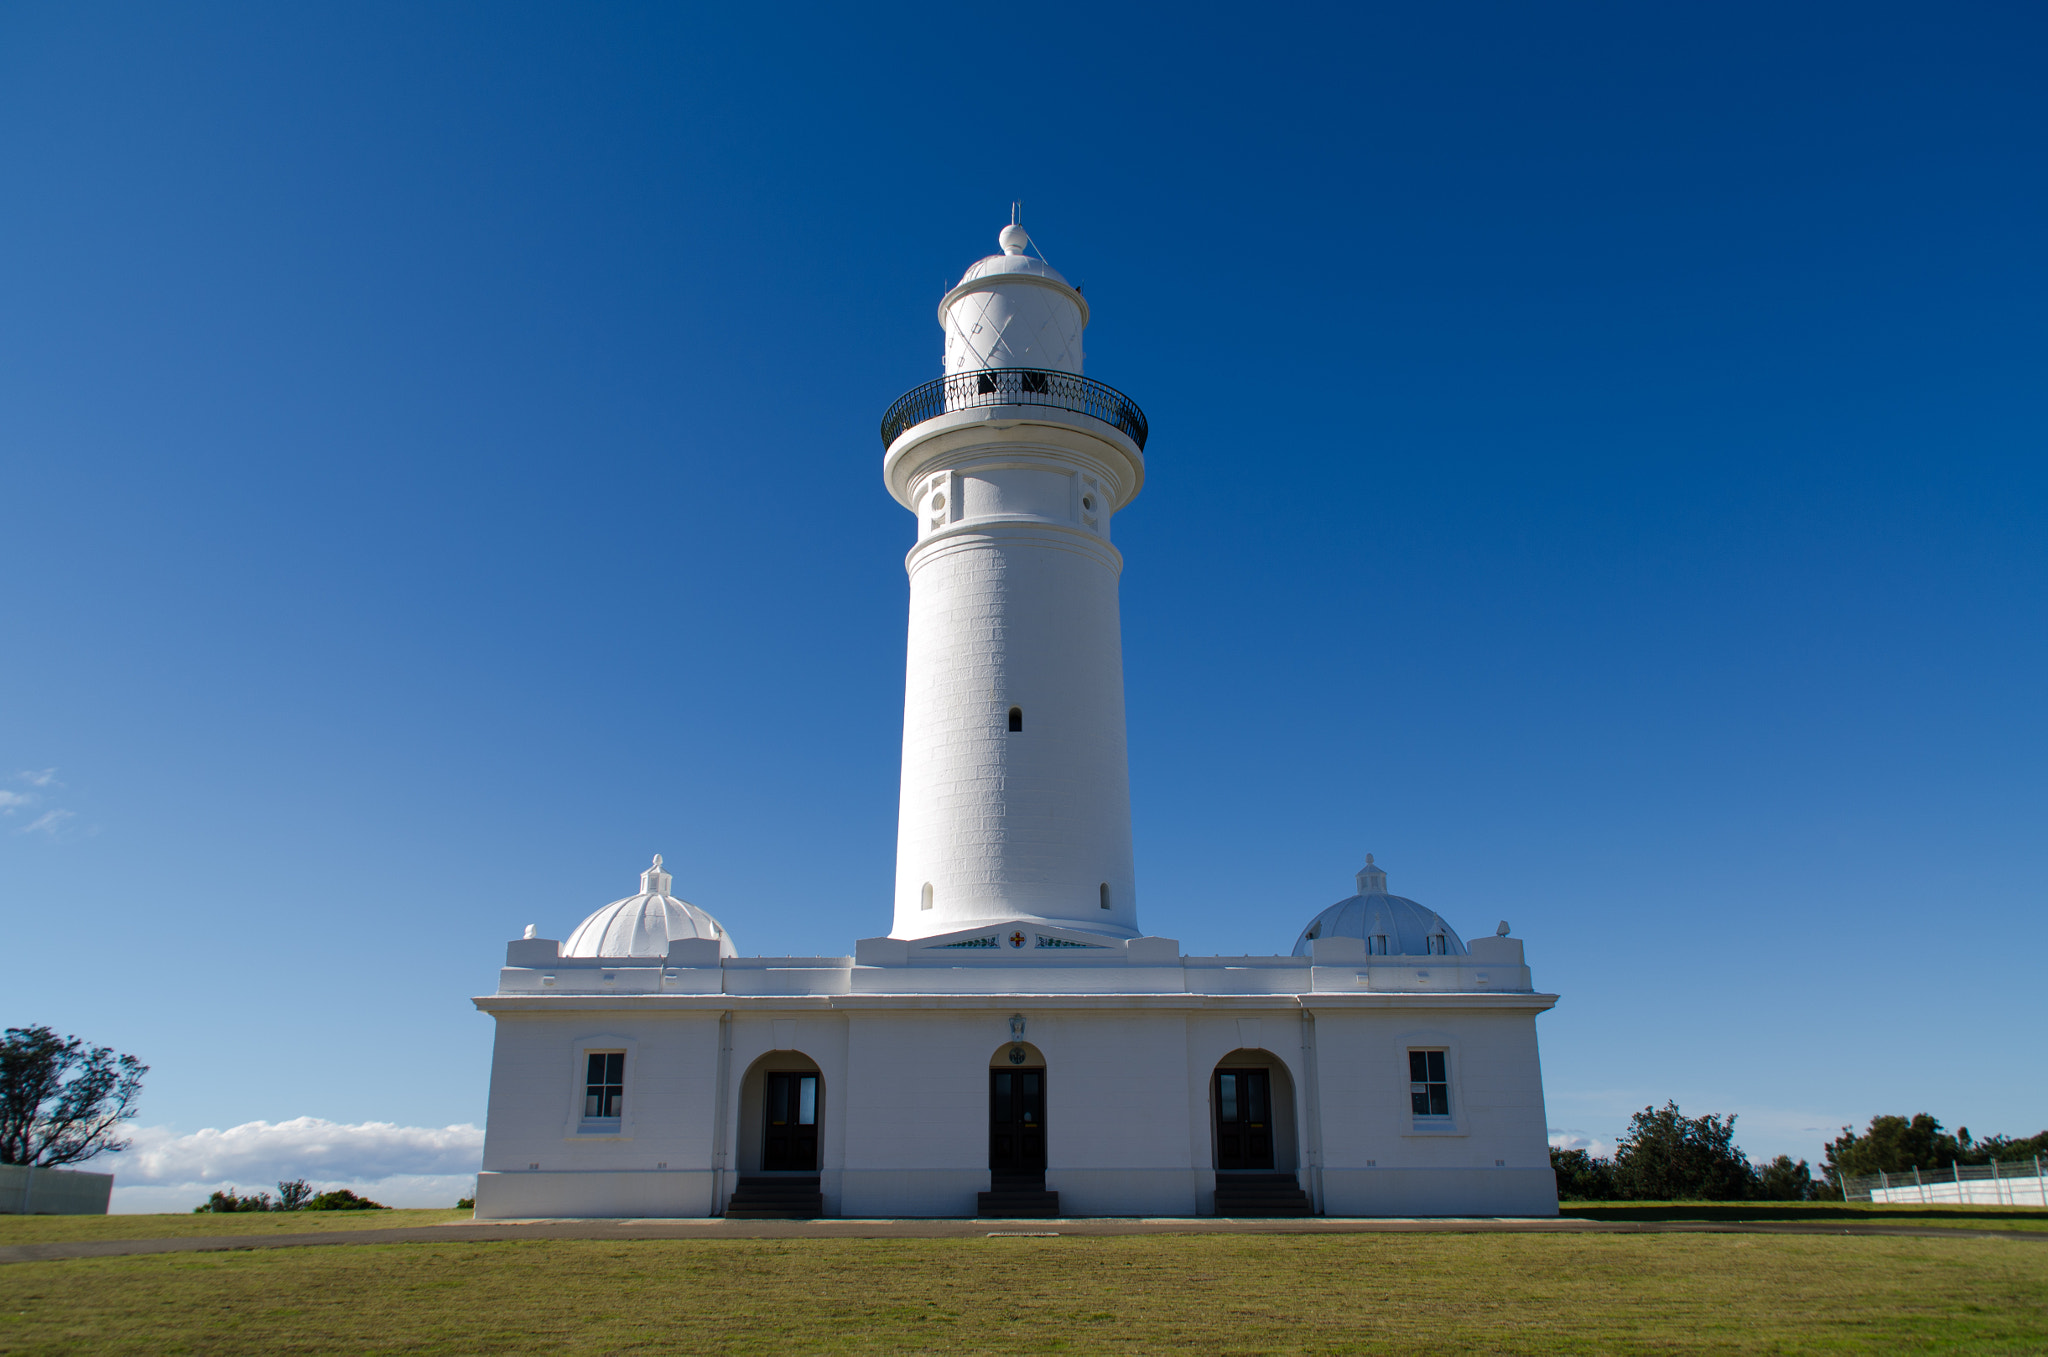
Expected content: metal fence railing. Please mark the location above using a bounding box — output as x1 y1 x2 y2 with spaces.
1839 1157 2048 1205
879 368 1149 450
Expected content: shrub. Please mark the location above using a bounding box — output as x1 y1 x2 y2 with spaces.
1550 1146 1616 1200
456 1195 475 1209
304 1188 385 1211
194 1189 272 1213
1551 1105 1819 1202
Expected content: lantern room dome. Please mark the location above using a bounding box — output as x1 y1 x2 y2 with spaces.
563 855 737 959
1290 856 1467 958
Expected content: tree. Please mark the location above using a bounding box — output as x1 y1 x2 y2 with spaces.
1755 1154 1815 1201
1822 1114 1966 1182
1820 1114 2048 1188
1550 1146 1616 1200
0 1025 148 1167
277 1179 313 1211
1610 1102 1757 1201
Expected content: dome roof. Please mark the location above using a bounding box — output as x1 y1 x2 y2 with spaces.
563 855 737 959
1291 856 1467 958
959 249 1071 287
956 221 1073 287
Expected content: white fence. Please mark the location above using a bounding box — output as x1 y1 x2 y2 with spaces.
0 1162 115 1215
1841 1158 2047 1206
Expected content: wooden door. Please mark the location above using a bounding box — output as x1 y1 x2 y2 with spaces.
763 1071 819 1171
1215 1069 1274 1171
989 1070 1046 1173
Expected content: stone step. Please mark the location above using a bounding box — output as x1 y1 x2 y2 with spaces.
977 1189 1061 1218
725 1176 824 1219
1215 1176 1314 1217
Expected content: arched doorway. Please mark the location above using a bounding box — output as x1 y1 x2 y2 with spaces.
1210 1049 1299 1173
738 1052 824 1174
989 1041 1046 1174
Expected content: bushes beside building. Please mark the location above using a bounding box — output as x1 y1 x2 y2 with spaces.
1551 1101 1816 1201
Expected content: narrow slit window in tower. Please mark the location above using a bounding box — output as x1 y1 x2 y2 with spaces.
1008 707 1023 733
920 882 933 911
1099 883 1111 910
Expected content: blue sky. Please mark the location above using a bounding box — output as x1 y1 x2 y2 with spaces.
3 1 2043 1203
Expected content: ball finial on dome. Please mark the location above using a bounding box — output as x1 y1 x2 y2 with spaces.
999 224 1030 256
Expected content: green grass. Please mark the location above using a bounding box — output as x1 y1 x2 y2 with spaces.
1558 1200 2048 1232
0 1208 469 1244
1 1233 2044 1355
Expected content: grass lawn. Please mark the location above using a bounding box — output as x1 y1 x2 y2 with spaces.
0 1209 470 1245
1558 1200 2048 1232
1 1233 2044 1355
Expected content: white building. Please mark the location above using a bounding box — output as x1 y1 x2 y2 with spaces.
473 222 1559 1220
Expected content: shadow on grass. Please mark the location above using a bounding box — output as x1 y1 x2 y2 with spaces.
1561 1202 2047 1226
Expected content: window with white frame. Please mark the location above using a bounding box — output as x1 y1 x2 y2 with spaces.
1425 933 1447 955
1367 935 1388 955
1409 1050 1449 1118
584 1052 625 1120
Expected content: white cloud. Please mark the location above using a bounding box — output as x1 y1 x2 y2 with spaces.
116 1117 484 1184
1549 1128 1613 1159
19 768 58 787
93 1118 483 1211
17 809 75 836
0 790 29 814
111 1173 478 1214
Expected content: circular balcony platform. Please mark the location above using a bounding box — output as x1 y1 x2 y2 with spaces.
881 368 1148 451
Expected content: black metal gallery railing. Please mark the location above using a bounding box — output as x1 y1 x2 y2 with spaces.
879 368 1149 450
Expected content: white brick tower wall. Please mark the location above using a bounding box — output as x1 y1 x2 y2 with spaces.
883 223 1147 941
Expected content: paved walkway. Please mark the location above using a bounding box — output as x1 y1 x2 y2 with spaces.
6 1215 2043 1264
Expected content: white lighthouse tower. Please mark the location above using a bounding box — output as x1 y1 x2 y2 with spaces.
880 221 1149 941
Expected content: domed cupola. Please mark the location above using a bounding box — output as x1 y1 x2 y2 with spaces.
1290 856 1467 958
563 855 737 959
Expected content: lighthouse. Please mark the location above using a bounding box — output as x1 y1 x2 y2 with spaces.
879 221 1150 941
473 215 1558 1225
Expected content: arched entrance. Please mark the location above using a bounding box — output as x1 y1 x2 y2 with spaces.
989 1040 1046 1174
1210 1049 1299 1173
738 1052 824 1174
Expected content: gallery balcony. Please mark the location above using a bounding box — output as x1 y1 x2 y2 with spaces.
880 368 1149 451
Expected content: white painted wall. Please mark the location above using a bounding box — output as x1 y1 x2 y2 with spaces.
891 513 1137 939
473 988 1558 1220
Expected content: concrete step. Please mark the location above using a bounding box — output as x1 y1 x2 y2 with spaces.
1215 1175 1314 1217
978 1189 1061 1218
725 1176 823 1219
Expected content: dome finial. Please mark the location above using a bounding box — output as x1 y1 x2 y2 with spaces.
1356 855 1389 895
640 854 673 896
652 853 663 869
999 205 1029 256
